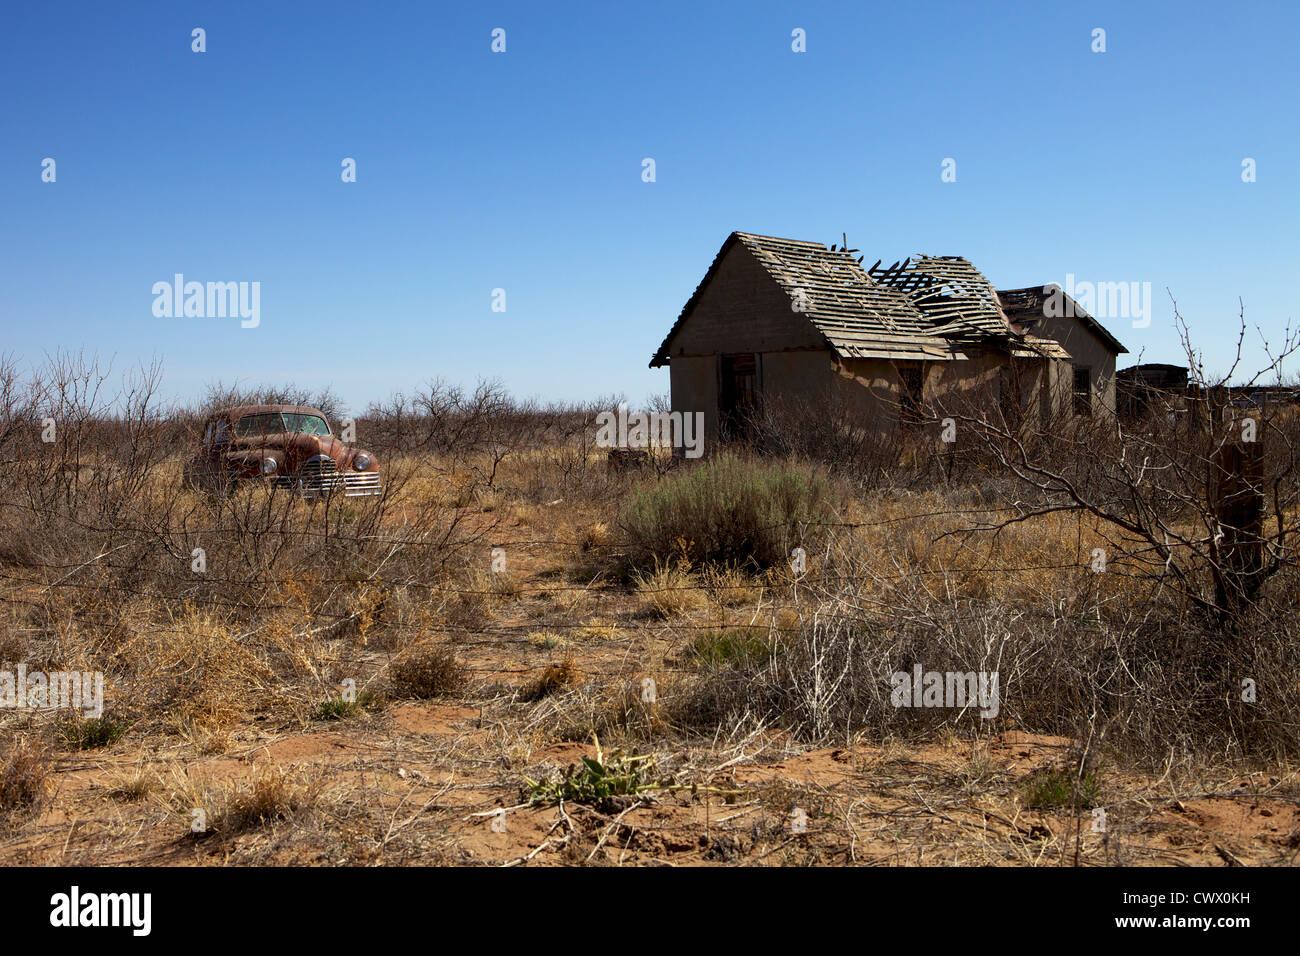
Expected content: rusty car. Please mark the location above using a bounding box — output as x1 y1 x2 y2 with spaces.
183 404 382 497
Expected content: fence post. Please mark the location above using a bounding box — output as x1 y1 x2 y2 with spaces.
1211 428 1265 613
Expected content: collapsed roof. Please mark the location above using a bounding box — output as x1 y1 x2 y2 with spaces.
997 285 1128 356
650 232 1121 367
867 254 1013 340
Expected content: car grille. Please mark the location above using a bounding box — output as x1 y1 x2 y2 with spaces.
273 455 382 498
340 471 383 496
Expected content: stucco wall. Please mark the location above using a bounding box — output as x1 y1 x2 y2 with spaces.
668 356 718 438
664 242 832 442
1034 313 1120 414
670 344 1063 440
832 358 908 429
761 351 834 405
669 351 835 444
665 243 825 357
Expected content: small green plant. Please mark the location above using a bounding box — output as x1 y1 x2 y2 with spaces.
1021 764 1103 810
58 713 130 750
313 690 379 721
523 734 745 808
523 735 662 806
688 627 772 669
527 630 565 651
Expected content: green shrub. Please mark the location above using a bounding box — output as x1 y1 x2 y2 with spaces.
313 690 380 721
58 714 130 750
1021 764 1103 810
621 453 832 568
688 628 773 669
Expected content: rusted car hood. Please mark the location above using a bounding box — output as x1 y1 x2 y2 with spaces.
229 432 355 471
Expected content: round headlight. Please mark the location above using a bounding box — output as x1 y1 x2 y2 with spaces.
353 453 371 471
261 457 278 475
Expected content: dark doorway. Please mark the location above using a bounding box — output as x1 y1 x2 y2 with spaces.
897 363 924 429
719 353 759 440
999 364 1026 431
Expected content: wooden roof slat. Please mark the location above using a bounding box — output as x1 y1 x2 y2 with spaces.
651 233 1099 368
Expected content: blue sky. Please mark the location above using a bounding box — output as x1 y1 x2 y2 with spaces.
2 0 1297 415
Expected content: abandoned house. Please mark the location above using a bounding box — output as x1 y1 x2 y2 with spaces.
649 232 1128 439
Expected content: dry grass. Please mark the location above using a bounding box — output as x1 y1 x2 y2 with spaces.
633 558 706 619
527 630 566 651
0 630 25 664
166 765 324 838
1 370 1297 865
523 657 581 701
0 736 53 826
107 762 160 802
390 644 467 700
221 766 324 833
579 521 611 552
703 563 764 607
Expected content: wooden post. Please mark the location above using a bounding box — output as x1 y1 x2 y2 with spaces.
1211 430 1265 612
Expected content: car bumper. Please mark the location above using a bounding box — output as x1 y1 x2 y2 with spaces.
273 471 383 498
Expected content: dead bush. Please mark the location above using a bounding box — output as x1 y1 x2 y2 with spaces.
222 766 323 833
633 558 706 619
390 644 467 699
522 657 580 701
0 736 54 826
168 765 323 837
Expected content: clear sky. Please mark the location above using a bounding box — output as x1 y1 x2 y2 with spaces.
3 1 1297 415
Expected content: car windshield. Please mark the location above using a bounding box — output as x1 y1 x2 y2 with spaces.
234 413 331 437
282 413 331 436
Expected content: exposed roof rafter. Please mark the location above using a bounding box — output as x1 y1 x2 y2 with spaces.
650 233 1121 368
